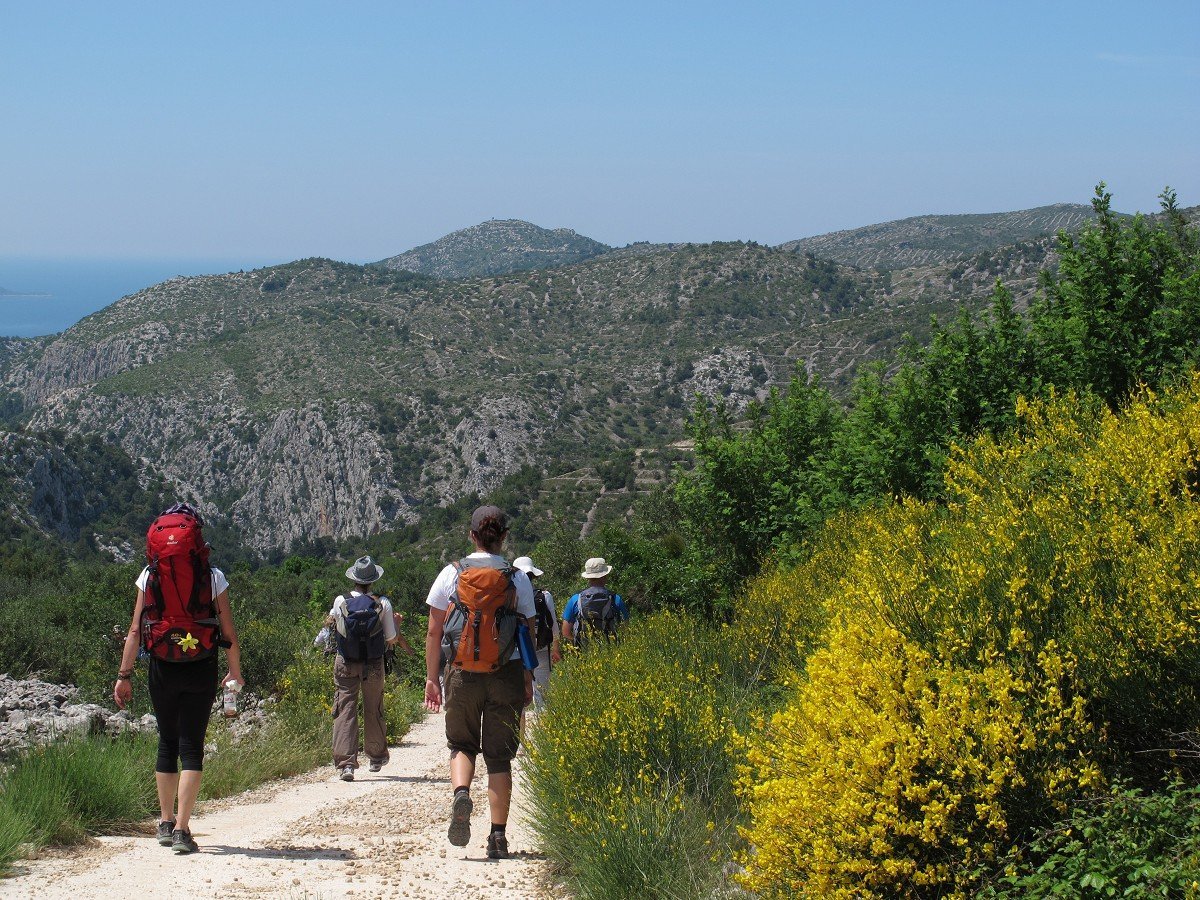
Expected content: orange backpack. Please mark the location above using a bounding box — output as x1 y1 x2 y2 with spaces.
442 558 518 673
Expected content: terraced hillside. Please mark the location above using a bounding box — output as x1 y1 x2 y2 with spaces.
780 203 1097 269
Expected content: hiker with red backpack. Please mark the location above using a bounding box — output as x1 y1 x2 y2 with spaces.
561 557 629 650
112 503 243 855
423 505 537 860
329 555 402 782
512 555 560 710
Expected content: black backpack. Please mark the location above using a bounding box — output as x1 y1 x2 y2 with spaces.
573 586 619 648
533 589 554 651
336 593 386 661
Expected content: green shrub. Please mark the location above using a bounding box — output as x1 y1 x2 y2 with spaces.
235 616 311 694
981 780 1200 899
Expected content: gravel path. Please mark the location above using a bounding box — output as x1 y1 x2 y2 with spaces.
2 712 559 899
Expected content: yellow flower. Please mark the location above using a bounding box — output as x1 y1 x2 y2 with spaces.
176 632 200 653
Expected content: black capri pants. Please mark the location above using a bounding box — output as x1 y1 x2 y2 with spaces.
147 655 219 773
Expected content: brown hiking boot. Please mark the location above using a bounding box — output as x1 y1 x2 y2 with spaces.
486 831 509 859
448 791 472 847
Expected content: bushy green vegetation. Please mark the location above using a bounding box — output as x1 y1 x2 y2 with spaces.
981 780 1200 899
672 186 1200 597
523 186 1200 897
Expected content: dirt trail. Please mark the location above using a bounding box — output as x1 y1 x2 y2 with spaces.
3 713 558 899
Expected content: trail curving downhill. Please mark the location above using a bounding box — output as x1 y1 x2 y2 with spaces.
3 713 559 899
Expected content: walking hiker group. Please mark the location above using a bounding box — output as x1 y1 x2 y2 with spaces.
112 499 625 861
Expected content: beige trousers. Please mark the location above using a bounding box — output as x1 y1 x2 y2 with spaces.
332 655 388 769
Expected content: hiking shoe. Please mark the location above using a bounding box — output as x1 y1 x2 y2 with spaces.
447 791 472 847
156 820 175 846
368 761 383 773
340 766 355 782
171 828 198 854
486 831 509 860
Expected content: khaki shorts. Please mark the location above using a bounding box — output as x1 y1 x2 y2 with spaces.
444 659 525 773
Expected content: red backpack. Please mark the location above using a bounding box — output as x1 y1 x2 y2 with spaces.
141 505 220 662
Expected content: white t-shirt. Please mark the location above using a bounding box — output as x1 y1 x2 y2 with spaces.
137 566 229 597
426 553 536 663
328 590 399 641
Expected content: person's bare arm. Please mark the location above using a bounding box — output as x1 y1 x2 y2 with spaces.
424 609 445 711
113 590 146 709
391 611 416 654
214 589 243 688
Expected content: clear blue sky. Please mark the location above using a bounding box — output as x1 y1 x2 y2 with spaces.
2 1 1197 262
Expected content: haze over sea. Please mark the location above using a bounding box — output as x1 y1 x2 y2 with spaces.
0 257 278 337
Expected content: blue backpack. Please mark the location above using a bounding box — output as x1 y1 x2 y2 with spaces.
336 594 386 661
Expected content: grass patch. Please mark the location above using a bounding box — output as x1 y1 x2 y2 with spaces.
200 678 422 800
529 779 728 900
0 731 157 861
0 801 33 876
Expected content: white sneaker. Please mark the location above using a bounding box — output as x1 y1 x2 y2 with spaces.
340 766 355 782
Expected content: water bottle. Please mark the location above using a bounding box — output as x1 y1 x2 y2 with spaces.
221 679 241 718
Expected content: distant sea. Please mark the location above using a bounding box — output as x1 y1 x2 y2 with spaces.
0 257 280 338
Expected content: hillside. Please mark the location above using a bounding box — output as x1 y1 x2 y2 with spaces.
375 219 612 279
779 203 1097 269
2 242 982 556
8 197 1188 559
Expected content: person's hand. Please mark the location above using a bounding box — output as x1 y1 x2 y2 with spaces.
424 678 442 712
223 671 245 689
113 678 132 709
550 644 562 665
523 671 534 707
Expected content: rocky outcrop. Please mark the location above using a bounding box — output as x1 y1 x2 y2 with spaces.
0 675 273 757
0 430 154 546
0 675 157 756
21 381 547 554
30 395 422 554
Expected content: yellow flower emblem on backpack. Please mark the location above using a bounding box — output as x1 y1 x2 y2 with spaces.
177 632 200 653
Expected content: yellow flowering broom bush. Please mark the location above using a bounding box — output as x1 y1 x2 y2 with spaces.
737 379 1200 896
916 385 1200 748
524 611 736 899
736 617 1099 898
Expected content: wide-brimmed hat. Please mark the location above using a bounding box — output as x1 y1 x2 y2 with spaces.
580 557 613 579
345 555 384 584
512 556 543 577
